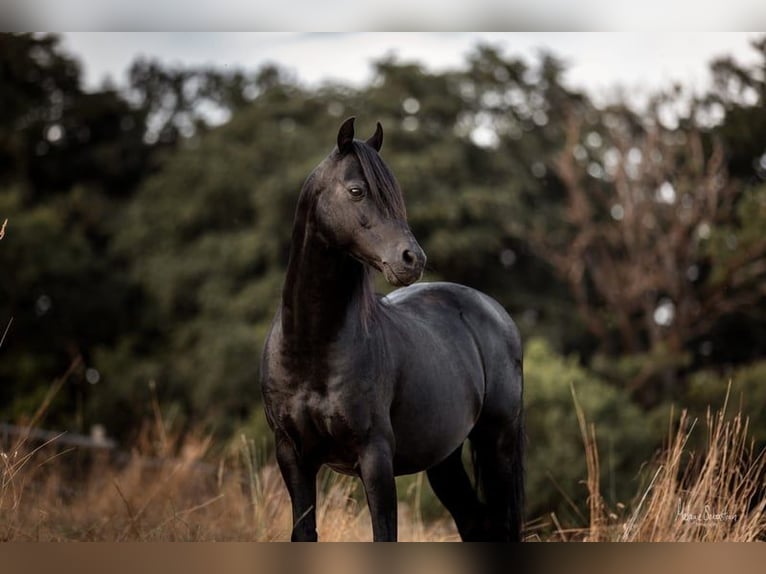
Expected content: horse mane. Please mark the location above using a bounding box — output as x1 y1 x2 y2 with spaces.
285 161 380 333
351 141 406 221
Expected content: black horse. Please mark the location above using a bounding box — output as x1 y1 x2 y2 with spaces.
260 117 524 542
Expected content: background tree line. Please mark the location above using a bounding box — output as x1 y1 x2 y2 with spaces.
2 33 765 522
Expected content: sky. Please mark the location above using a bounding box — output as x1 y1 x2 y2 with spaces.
60 33 763 108
14 0 766 31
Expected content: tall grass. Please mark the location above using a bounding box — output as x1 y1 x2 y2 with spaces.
553 385 766 542
0 417 457 541
2 377 764 541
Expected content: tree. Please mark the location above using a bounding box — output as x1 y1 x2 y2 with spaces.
707 36 766 182
126 58 260 146
528 100 766 400
0 34 155 431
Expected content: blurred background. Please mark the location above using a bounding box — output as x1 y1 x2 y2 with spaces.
1 32 765 529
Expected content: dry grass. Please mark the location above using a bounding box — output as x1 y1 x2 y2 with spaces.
0 421 458 541
2 378 764 541
549 384 766 542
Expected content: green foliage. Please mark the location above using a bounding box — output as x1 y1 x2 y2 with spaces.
524 338 665 522
0 186 139 427
687 360 766 444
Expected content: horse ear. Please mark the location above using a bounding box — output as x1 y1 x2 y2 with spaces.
365 121 383 152
337 116 355 154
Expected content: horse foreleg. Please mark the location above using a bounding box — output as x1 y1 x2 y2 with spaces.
275 433 318 541
359 438 398 541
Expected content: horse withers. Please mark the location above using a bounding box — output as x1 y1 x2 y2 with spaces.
260 117 524 541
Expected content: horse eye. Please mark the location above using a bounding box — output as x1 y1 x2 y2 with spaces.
348 186 365 198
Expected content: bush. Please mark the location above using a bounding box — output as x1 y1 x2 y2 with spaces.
687 360 766 444
523 338 666 523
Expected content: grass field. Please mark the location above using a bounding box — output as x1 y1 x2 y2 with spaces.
0 424 458 541
2 386 764 542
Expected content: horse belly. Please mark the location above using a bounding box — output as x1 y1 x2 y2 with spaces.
390 362 483 475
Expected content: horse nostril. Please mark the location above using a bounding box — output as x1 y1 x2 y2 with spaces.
402 249 415 266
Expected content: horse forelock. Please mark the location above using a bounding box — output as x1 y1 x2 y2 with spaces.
351 141 407 221
302 144 406 225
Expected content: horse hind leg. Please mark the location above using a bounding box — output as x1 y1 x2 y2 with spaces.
469 412 525 542
426 445 491 541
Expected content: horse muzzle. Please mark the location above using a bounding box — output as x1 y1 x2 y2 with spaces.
381 242 426 287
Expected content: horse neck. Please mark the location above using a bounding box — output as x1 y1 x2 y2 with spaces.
281 220 374 350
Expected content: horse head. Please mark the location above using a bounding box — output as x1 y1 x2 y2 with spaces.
311 117 426 287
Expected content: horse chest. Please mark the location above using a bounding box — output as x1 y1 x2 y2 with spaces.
270 380 368 457
263 329 382 465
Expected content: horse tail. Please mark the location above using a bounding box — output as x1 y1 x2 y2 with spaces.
470 404 525 541
507 407 526 540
